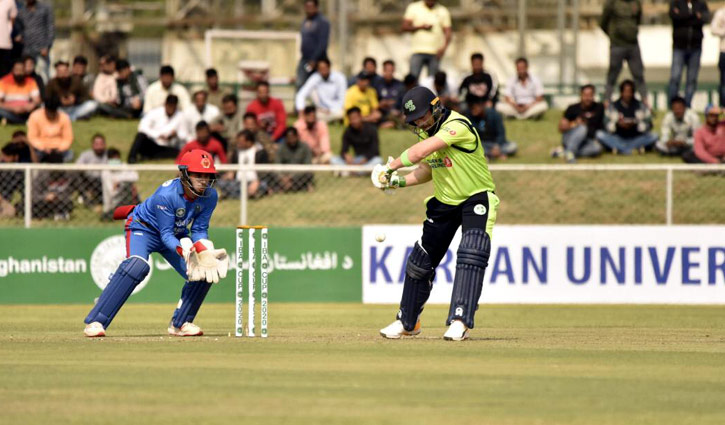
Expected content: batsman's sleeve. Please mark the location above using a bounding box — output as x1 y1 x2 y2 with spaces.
190 190 218 241
154 197 182 252
434 119 472 147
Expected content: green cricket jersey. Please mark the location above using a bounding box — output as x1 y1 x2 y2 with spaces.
420 110 496 206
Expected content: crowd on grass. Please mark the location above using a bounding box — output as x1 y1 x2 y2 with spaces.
1 0 725 221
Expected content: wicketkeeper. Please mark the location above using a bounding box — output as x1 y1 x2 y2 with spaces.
84 149 229 337
372 86 500 341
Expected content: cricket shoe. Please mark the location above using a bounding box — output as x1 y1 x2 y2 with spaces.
379 320 421 339
168 322 203 337
84 322 106 338
443 320 469 341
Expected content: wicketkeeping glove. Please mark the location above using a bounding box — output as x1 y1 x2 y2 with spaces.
186 239 229 284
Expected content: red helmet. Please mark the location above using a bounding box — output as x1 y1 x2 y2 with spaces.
178 149 216 174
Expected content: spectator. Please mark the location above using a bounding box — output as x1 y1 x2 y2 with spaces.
294 58 347 122
374 60 405 128
343 74 380 126
218 130 271 199
657 96 699 156
403 73 419 93
0 0 18 78
459 53 499 111
421 70 459 110
46 60 97 121
277 126 314 192
101 147 140 221
0 141 23 218
332 107 382 168
9 0 21 62
243 111 276 162
349 57 383 88
92 55 118 106
143 65 191 114
27 96 73 162
72 55 94 94
32 151 73 221
245 81 287 142
17 0 53 82
684 104 725 163
711 6 725 107
177 121 228 164
402 0 452 79
23 54 44 99
75 133 108 206
467 101 517 161
128 94 187 163
99 58 145 119
554 84 605 163
10 129 36 162
204 68 228 110
597 80 657 154
668 1 709 107
294 105 331 164
0 58 40 123
182 90 220 143
211 94 244 149
497 57 548 120
601 0 647 104
297 0 330 89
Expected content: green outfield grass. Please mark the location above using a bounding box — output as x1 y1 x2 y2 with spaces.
1 303 723 425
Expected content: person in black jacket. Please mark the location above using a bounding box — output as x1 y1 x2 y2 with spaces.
668 0 710 107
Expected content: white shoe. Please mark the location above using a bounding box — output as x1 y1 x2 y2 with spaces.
379 319 421 339
84 322 106 337
168 322 203 337
443 320 469 341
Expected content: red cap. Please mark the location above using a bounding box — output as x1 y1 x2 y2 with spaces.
178 149 216 173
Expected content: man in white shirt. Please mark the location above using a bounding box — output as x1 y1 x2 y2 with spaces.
182 90 220 143
128 95 188 163
142 65 191 114
712 6 725 107
75 133 108 205
656 95 700 156
295 58 347 122
496 57 548 120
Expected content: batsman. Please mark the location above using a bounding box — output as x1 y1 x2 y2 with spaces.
84 149 229 337
372 86 500 341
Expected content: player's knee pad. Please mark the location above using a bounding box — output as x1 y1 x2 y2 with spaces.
85 256 150 328
405 242 434 281
447 229 491 329
172 280 213 328
398 242 435 331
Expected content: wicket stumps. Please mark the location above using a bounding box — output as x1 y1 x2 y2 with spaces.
235 225 269 338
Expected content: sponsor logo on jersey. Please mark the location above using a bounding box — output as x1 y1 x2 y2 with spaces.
426 157 455 169
175 208 186 218
443 157 453 167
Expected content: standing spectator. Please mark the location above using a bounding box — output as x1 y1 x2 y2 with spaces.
421 70 459 110
554 84 605 163
72 55 94 94
100 147 140 221
497 57 548 120
0 0 17 78
9 0 22 62
26 97 73 162
277 127 314 192
17 0 53 82
23 54 43 99
204 68 228 110
0 58 40 123
348 57 383 88
177 121 228 165
684 104 725 163
297 0 330 89
459 53 499 111
668 0 709 107
294 105 331 164
243 111 276 162
332 107 382 168
102 58 145 119
402 0 452 79
294 58 347 122
245 81 287 142
467 101 517 161
601 0 648 104
375 60 406 128
656 96 699 156
92 55 118 106
218 129 271 199
128 95 188 163
343 75 380 125
597 80 657 154
182 90 220 143
143 65 191 114
46 60 97 121
210 94 244 149
710 5 725 107
75 133 108 206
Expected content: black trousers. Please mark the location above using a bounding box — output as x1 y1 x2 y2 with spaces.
128 133 179 164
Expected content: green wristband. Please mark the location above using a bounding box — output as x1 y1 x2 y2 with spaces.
400 150 414 167
397 177 406 188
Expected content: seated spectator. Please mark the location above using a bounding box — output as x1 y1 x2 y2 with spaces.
554 84 604 163
92 55 118 110
177 121 228 164
46 60 97 121
218 130 271 199
294 105 331 164
374 60 405 129
143 65 191 114
10 130 37 162
72 55 94 94
348 57 383 88
0 59 41 124
421 71 459 110
497 57 548 120
32 151 74 221
128 94 187 163
277 127 314 192
656 96 699 156
332 107 382 168
246 81 287 142
75 133 108 206
295 58 347 122
459 53 499 111
467 101 517 160
182 90 220 143
343 74 381 126
99 59 146 119
684 105 725 163
403 73 418 93
243 111 276 162
24 55 45 100
205 68 229 110
211 94 244 150
596 80 657 155
27 97 74 162
101 148 140 221
0 142 24 218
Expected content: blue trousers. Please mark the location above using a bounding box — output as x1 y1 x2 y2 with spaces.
668 48 701 107
596 130 658 154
